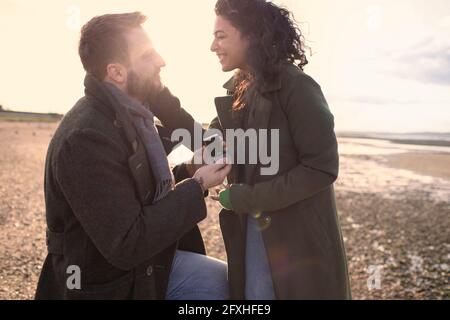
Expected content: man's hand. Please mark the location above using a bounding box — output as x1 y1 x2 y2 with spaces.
185 146 206 177
192 159 231 191
186 140 228 177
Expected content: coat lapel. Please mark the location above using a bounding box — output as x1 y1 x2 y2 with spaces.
214 95 236 130
214 75 281 184
214 95 242 187
214 78 241 187
244 74 281 182
244 92 273 183
214 77 245 130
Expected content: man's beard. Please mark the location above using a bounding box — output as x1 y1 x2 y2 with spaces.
126 69 157 102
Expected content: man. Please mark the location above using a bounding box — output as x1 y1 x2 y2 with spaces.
35 12 231 300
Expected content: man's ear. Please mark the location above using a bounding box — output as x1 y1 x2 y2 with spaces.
105 63 127 85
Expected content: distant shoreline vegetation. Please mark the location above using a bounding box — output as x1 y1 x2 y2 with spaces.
0 108 63 123
0 107 448 148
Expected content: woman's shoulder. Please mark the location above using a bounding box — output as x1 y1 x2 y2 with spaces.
279 63 321 94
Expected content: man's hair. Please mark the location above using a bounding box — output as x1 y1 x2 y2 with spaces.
79 12 147 79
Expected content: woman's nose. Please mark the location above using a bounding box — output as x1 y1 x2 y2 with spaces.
210 39 218 52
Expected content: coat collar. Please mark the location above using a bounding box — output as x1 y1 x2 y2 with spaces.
222 74 282 94
215 73 280 131
84 74 116 121
84 74 139 147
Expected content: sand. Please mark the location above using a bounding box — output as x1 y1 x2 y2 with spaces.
0 121 448 299
385 152 450 180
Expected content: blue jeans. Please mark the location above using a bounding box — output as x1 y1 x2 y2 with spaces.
165 250 229 300
245 215 276 300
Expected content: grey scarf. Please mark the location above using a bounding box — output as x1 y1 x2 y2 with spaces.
104 82 174 203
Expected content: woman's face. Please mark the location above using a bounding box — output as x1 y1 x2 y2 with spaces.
210 15 249 72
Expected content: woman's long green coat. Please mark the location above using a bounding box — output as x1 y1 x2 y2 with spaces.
210 63 351 299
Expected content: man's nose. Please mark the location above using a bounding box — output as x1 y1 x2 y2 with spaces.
156 52 166 68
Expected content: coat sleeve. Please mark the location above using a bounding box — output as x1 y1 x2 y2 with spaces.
229 75 339 214
172 163 190 182
149 87 204 151
55 128 207 270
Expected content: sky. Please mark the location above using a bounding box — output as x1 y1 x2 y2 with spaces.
0 0 449 133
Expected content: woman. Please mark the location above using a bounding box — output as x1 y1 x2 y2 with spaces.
209 0 351 299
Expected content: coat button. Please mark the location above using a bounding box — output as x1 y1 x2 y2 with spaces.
146 265 153 276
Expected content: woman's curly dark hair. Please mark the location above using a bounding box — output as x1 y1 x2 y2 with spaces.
215 0 309 110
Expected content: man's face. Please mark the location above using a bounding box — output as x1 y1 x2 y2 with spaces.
124 27 165 101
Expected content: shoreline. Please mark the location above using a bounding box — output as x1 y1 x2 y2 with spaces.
388 139 450 148
338 133 450 148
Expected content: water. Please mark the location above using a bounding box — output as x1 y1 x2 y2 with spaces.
337 136 450 203
167 135 450 203
338 137 450 156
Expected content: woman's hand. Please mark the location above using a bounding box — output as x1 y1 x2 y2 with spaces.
210 182 230 201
